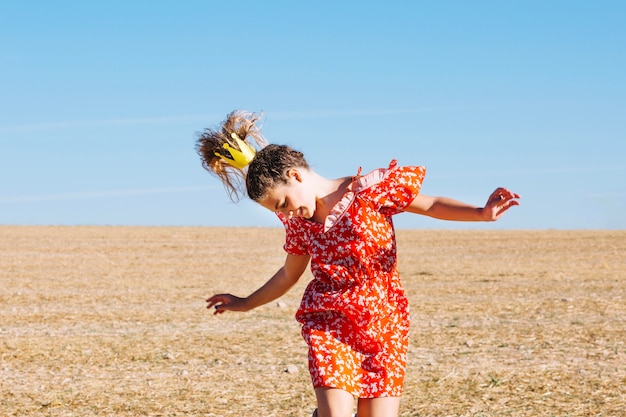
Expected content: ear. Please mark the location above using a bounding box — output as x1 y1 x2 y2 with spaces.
286 168 303 182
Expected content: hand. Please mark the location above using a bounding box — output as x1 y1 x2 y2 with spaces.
206 293 247 315
482 187 521 221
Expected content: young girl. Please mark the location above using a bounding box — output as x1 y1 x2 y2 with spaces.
197 110 520 417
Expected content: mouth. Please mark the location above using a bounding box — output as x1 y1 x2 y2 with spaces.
295 207 313 219
287 208 305 219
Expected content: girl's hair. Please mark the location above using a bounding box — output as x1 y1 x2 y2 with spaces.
246 144 309 202
196 110 309 202
196 110 268 201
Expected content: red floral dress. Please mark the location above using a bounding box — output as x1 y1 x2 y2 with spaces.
278 160 426 398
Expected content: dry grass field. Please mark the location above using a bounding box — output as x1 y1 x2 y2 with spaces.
1 226 624 417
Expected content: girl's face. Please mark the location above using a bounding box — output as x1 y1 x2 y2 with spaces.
257 169 316 220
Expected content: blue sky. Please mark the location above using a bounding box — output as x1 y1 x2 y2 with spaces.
1 1 624 229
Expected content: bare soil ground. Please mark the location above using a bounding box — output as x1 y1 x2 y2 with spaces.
1 226 624 416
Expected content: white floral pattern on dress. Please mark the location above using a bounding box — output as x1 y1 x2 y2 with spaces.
278 160 426 398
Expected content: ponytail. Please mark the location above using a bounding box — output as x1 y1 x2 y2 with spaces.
196 110 268 201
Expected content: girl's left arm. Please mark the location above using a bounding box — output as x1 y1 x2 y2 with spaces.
405 187 520 222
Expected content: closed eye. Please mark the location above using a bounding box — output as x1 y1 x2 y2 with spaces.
275 199 288 210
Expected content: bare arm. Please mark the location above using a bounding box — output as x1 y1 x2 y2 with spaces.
406 187 520 222
206 253 311 315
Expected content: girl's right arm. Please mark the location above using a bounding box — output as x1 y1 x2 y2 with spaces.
206 253 310 315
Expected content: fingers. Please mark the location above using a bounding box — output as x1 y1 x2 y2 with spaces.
206 294 244 315
490 187 521 203
495 199 520 217
494 190 521 219
210 302 227 315
484 187 520 221
206 294 229 314
205 295 219 308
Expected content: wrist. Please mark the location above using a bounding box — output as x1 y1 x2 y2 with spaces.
241 296 253 312
479 207 496 222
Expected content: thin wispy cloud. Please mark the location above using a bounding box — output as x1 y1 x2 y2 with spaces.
0 185 219 203
0 108 451 134
270 107 454 120
430 165 626 179
0 115 220 134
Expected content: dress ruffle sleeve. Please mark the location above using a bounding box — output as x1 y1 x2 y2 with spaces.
365 160 426 216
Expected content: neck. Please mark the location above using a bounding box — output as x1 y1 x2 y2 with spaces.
309 175 352 223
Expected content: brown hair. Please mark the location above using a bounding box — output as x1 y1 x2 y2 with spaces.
196 110 309 202
246 144 309 202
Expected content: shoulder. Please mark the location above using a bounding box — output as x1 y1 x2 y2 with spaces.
353 160 426 193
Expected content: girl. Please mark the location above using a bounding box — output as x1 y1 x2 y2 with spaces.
197 110 520 417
